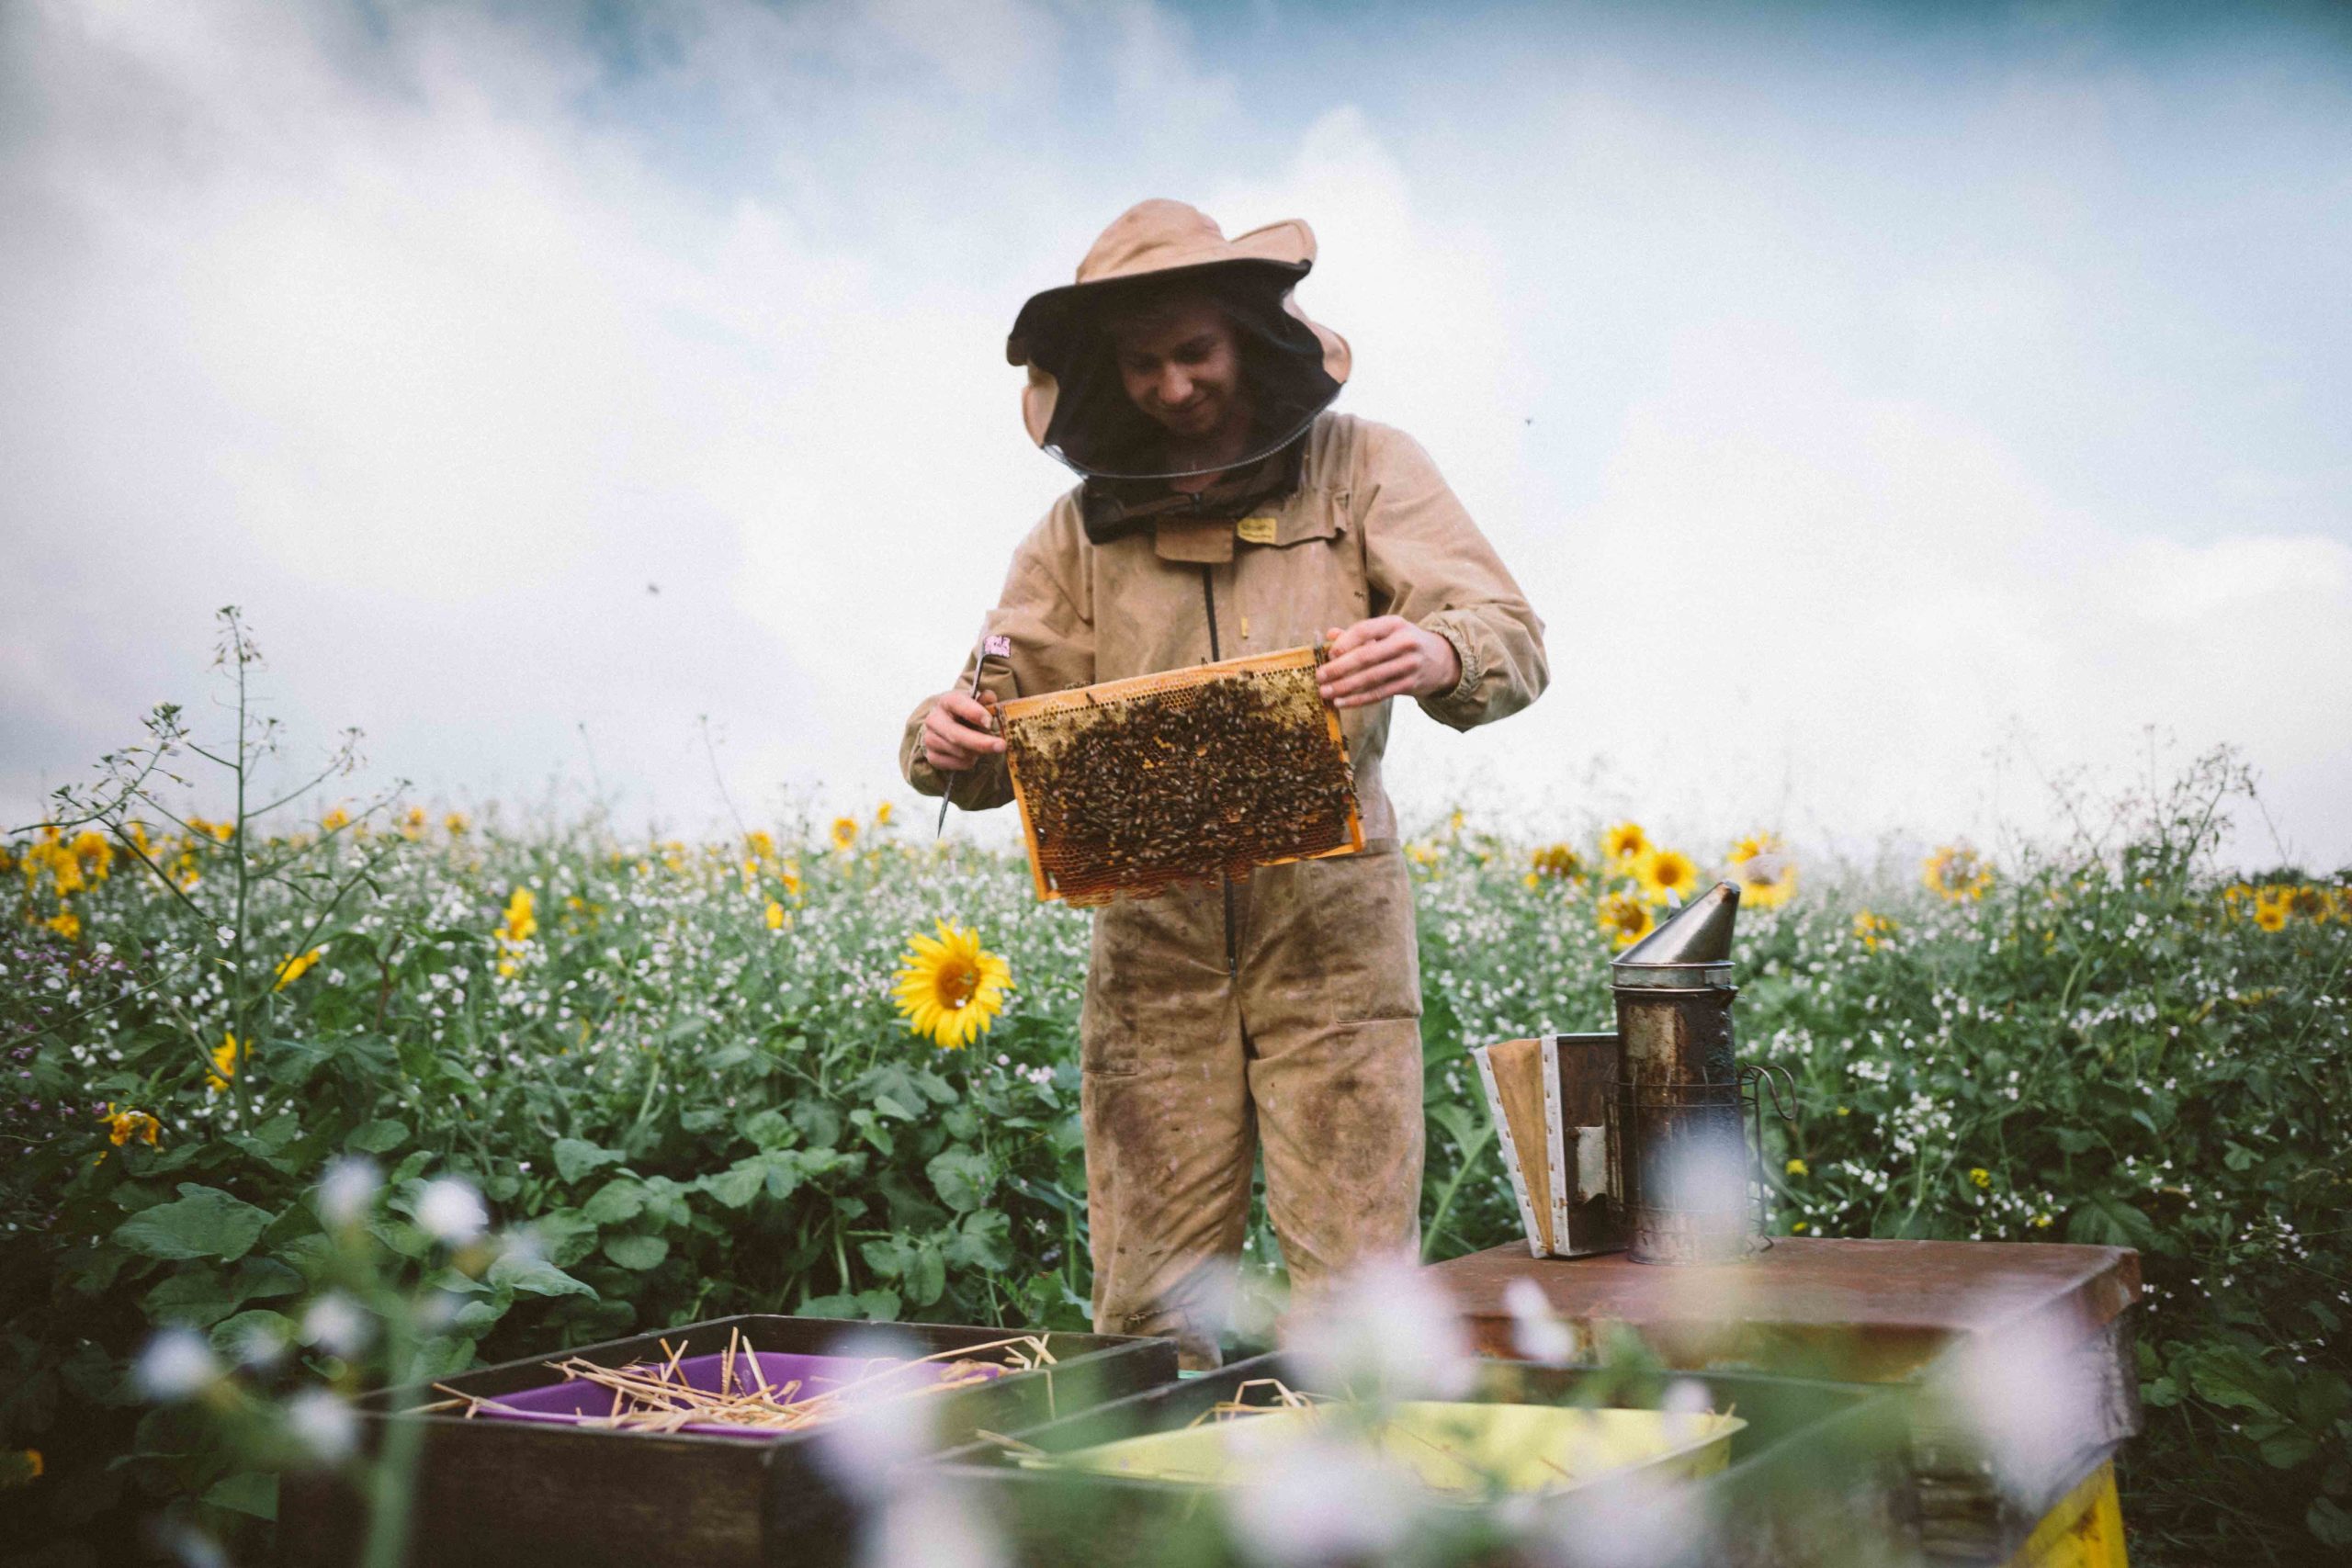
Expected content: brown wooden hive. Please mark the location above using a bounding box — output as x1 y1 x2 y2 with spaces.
999 647 1364 905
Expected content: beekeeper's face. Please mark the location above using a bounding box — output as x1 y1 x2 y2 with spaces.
1106 295 1246 446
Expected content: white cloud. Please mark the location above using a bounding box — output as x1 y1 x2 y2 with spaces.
3 0 2346 868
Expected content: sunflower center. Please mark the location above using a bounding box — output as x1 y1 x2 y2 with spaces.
936 962 980 1010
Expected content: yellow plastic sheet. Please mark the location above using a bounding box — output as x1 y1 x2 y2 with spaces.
1020 1403 1745 1497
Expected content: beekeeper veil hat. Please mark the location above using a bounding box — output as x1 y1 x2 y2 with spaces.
1005 199 1352 481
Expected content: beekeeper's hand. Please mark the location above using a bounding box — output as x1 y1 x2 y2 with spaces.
1317 617 1462 709
921 691 1004 772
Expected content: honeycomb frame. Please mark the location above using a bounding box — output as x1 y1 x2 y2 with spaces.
998 646 1365 905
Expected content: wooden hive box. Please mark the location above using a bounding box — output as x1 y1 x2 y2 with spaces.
998 646 1363 906
924 1352 1915 1567
275 1314 1177 1568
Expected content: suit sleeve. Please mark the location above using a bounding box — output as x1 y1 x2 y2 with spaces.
1356 423 1548 731
899 501 1097 810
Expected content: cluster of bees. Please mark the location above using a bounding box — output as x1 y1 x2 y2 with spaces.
1007 667 1359 904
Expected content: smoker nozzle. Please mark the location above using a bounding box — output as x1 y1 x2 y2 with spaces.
1611 880 1740 990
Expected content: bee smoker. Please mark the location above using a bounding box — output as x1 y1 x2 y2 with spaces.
1469 880 1791 1263
1613 881 1784 1265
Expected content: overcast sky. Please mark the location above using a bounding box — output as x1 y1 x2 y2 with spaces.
5 0 2348 870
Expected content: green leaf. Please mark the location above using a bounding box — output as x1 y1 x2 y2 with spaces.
142 1271 243 1329
698 1153 810 1209
2185 1347 2288 1416
856 1289 901 1322
848 1108 895 1156
680 1108 727 1134
209 1309 295 1361
487 1253 597 1301
2064 1195 2155 1250
2261 1430 2318 1469
452 1299 506 1335
347 1119 410 1154
203 1469 277 1519
859 1238 910 1280
604 1234 670 1271
552 1138 623 1183
905 1243 945 1306
926 1149 993 1214
741 1109 794 1149
798 1293 860 1319
114 1184 275 1263
2311 1497 2352 1550
526 1212 602 1269
703 1160 765 1210
235 1257 306 1301
582 1179 647 1226
792 1102 842 1150
942 1210 1012 1272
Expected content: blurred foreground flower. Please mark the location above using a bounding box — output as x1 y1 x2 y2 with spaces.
283 1388 358 1465
136 1327 222 1403
892 921 1012 1050
1852 909 1895 950
317 1157 380 1229
414 1178 489 1245
831 816 860 851
1284 1255 1473 1404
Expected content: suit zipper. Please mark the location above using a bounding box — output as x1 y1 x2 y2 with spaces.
1201 564 1238 980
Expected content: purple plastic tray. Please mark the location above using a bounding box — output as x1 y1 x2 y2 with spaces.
476 1350 1003 1441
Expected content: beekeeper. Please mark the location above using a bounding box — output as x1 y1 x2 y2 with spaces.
899 199 1546 1367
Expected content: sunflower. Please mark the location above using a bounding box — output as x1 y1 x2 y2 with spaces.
1600 821 1648 869
1852 910 1895 950
1923 844 1994 902
102 1104 161 1147
1635 847 1699 906
831 817 859 851
1728 833 1796 909
273 946 323 990
2287 884 2327 921
2252 887 2290 933
1530 843 1584 881
1596 891 1654 949
207 1032 242 1093
891 920 1012 1050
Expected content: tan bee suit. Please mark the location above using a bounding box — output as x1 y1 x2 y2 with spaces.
899 409 1546 1365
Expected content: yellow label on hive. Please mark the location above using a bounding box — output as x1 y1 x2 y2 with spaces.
1236 515 1278 546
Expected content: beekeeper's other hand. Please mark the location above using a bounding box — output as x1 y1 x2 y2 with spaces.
922 692 1004 771
1317 617 1461 709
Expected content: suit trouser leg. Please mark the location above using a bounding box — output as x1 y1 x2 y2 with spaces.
1236 844 1426 1299
1080 886 1253 1370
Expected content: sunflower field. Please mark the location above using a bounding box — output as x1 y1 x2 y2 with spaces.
2 638 2347 1565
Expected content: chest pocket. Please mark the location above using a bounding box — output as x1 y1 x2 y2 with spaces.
1230 490 1363 652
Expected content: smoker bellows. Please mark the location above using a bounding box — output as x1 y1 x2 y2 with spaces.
1469 882 1793 1265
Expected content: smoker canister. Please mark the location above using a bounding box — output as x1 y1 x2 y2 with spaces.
1611 883 1754 1265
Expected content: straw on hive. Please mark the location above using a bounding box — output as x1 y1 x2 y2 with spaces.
419 1328 1056 1437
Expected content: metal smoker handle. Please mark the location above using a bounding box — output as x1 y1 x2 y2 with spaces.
1740 1063 1800 1247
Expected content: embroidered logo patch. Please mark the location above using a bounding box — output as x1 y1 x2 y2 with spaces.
1235 515 1278 546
